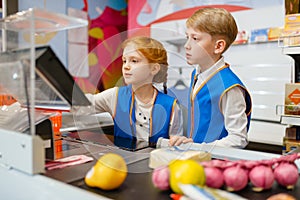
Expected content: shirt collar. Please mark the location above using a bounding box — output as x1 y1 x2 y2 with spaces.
197 57 225 80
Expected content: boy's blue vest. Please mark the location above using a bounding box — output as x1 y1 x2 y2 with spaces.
187 65 252 143
113 85 176 149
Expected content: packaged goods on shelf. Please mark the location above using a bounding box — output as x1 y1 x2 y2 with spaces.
233 30 248 45
282 14 300 46
268 27 283 41
248 27 282 44
283 137 300 152
285 13 300 32
281 31 300 46
285 126 300 140
0 94 17 106
285 0 300 14
284 83 300 116
249 28 269 43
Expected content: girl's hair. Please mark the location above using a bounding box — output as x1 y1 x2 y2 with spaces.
186 7 238 52
121 36 168 83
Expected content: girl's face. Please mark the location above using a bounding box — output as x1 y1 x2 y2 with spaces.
184 27 217 70
122 45 155 88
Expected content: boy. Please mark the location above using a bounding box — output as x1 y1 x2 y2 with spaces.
170 7 252 148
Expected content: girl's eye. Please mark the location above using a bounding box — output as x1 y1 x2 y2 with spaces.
122 60 126 64
193 37 198 41
131 59 138 63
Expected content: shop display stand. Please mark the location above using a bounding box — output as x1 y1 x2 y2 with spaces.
0 8 45 174
0 7 88 174
278 35 300 158
279 34 300 82
278 35 300 124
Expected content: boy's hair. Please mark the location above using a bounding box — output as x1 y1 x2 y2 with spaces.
186 7 238 52
121 36 168 83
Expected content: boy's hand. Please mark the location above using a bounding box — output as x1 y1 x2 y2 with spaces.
169 135 193 146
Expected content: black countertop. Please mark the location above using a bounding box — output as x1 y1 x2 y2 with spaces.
72 160 300 200
44 138 300 200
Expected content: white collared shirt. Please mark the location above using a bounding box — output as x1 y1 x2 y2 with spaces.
192 57 249 148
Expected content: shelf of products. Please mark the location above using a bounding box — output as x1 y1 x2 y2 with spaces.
282 46 300 54
279 34 300 151
281 115 300 126
279 32 300 54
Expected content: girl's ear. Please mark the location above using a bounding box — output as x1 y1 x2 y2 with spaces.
214 39 226 54
151 63 161 75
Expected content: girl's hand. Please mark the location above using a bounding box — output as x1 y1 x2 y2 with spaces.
169 135 193 146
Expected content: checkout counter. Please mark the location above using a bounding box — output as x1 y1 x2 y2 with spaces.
44 126 300 200
2 109 300 200
50 125 300 200
32 117 300 200
27 112 300 199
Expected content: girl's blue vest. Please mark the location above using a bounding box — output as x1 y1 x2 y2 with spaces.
113 85 176 149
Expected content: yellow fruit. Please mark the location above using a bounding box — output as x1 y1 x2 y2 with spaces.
169 159 206 194
85 153 127 190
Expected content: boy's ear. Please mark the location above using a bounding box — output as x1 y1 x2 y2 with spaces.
214 39 226 54
151 63 160 75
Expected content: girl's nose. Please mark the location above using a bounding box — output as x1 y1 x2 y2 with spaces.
123 62 130 70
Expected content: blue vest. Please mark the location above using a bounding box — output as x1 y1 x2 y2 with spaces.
187 65 252 143
113 85 176 149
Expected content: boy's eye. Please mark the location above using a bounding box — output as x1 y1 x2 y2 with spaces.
186 35 199 41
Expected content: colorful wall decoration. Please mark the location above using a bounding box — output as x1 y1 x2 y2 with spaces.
69 0 128 93
128 0 283 36
19 0 128 94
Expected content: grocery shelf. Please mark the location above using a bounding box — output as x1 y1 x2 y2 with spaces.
277 104 300 125
280 115 300 126
278 34 300 55
282 46 300 55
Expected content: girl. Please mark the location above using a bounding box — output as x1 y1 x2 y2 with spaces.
86 36 183 150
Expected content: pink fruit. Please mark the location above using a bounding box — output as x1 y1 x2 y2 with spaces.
204 167 224 189
275 154 300 163
274 162 299 189
238 160 259 169
223 166 248 191
152 166 170 190
201 159 235 169
249 165 274 192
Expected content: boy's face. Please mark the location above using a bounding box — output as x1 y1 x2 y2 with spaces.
122 45 154 88
184 27 218 70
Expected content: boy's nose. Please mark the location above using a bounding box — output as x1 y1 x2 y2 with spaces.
184 40 190 50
